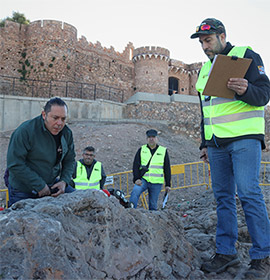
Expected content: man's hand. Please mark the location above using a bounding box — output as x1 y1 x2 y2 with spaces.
200 147 209 164
50 181 66 197
135 179 142 186
38 184 51 197
227 78 248 96
165 186 171 192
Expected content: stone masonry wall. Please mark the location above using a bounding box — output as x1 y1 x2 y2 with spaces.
0 20 201 102
168 60 202 96
125 101 270 151
125 101 201 141
0 21 27 76
134 57 169 94
75 39 135 100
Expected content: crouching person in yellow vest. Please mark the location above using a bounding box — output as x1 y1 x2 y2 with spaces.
129 129 171 210
71 146 106 190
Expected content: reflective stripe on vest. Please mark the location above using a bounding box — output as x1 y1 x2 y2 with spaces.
204 110 264 125
196 46 265 140
140 145 166 184
73 161 102 190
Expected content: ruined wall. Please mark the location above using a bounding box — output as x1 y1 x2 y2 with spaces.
76 39 135 100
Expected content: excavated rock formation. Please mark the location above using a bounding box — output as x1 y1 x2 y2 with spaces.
0 190 202 279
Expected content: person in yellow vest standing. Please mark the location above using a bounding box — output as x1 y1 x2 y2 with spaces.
191 18 270 278
71 146 106 190
129 129 171 211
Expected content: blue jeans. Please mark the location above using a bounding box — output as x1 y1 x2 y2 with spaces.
129 179 162 210
207 139 270 259
8 182 75 207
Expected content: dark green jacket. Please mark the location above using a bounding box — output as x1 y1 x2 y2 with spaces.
7 115 75 193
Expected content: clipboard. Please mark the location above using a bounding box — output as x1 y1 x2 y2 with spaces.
202 54 252 99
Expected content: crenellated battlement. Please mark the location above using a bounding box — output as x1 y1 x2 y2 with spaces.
133 46 170 62
169 59 202 75
26 20 77 42
0 20 77 40
30 20 77 36
77 38 134 63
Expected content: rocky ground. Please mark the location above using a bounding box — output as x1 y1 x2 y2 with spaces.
0 120 270 279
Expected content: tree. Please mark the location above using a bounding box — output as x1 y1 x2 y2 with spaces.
0 11 30 27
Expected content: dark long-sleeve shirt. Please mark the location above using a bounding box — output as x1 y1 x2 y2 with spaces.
132 144 171 187
199 42 270 150
71 159 106 189
7 115 75 193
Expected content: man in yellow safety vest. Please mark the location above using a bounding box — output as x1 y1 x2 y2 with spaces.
129 129 171 211
71 146 106 190
191 18 270 278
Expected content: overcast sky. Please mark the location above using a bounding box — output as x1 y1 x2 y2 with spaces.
1 0 270 75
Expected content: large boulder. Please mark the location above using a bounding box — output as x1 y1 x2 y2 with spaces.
0 190 202 279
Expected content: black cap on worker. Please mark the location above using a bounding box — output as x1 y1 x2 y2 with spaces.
146 129 158 137
190 18 226 39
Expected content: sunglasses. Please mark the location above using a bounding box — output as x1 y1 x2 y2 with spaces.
196 24 216 32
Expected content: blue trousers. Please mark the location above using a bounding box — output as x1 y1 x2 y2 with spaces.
208 139 270 259
129 178 162 210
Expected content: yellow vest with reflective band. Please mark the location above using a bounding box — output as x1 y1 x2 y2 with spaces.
73 161 102 190
141 145 166 184
196 46 265 140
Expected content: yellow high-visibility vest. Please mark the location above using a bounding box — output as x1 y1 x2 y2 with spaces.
141 145 166 184
73 161 102 190
196 46 265 140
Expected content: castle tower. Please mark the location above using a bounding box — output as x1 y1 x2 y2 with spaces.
25 20 78 81
133 46 170 94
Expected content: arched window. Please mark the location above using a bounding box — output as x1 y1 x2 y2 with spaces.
168 77 179 95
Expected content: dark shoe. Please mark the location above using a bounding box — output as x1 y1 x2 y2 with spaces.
201 253 240 273
244 257 270 279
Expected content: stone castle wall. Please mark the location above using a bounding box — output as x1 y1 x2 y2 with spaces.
133 46 170 94
0 20 201 101
125 96 270 150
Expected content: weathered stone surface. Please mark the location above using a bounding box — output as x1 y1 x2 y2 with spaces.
0 190 201 279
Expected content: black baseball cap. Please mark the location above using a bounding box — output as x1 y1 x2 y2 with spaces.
190 18 226 39
146 129 158 137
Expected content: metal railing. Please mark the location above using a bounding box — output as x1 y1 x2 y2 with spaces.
0 189 9 209
104 161 211 209
104 161 270 209
0 75 124 103
1 161 269 209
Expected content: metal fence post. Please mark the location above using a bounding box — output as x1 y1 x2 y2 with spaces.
12 78 15 96
32 80 34 97
49 81 52 98
66 81 68 97
80 83 83 99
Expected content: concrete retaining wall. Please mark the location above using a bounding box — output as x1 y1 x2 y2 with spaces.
0 95 126 132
